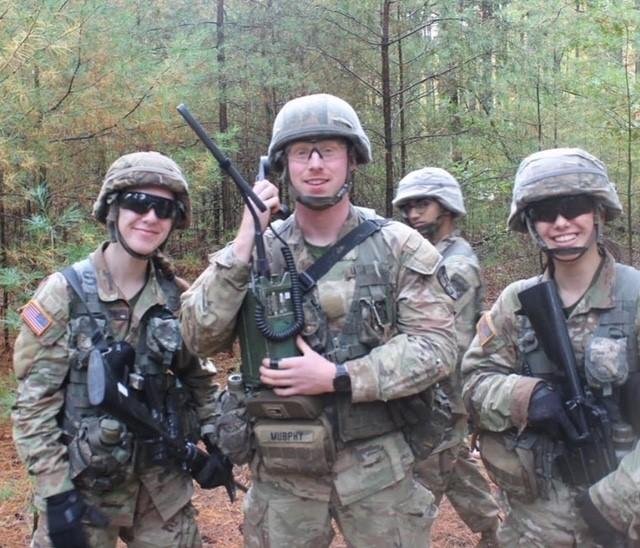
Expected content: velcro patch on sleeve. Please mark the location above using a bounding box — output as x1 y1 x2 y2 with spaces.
20 300 53 336
436 265 460 301
477 312 497 348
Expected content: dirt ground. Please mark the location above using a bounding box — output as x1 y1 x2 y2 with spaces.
0 346 497 548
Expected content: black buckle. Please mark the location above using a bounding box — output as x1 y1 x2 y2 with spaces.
298 271 316 293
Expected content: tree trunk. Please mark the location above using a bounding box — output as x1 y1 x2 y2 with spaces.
381 0 394 217
0 168 7 350
217 0 231 236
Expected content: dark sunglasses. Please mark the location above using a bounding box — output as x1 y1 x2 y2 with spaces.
117 191 177 220
526 195 595 224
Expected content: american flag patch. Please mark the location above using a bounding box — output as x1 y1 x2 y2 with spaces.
477 312 497 348
20 300 53 336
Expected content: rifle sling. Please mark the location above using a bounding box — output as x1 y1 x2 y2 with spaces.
299 219 384 293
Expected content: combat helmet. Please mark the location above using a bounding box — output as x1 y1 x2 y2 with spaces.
268 93 372 170
93 151 191 230
508 147 621 233
393 167 466 217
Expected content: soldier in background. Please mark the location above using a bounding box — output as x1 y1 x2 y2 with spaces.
180 93 458 547
393 167 501 547
12 152 230 547
462 148 640 546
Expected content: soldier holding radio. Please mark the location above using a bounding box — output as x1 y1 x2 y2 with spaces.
180 93 457 547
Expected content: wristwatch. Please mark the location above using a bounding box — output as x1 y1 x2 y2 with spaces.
333 363 352 393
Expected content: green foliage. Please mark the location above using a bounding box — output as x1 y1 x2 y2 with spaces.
1 0 639 332
0 372 16 421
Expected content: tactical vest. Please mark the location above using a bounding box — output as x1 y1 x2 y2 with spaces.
517 263 640 481
61 258 184 489
267 211 400 443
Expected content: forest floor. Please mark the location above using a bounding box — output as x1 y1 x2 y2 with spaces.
0 346 495 547
0 248 524 547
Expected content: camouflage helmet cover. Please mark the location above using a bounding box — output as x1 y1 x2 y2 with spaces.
508 147 622 232
268 93 372 168
392 167 466 217
93 151 191 229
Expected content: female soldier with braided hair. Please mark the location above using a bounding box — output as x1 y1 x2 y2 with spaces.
13 151 230 547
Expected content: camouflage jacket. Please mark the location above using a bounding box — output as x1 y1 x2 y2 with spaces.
432 230 483 442
461 251 640 433
12 243 219 524
436 230 483 359
181 204 457 502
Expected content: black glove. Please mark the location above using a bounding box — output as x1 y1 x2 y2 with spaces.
46 489 90 548
576 490 625 547
527 383 579 441
195 443 236 501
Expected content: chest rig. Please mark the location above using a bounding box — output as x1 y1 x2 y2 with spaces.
517 264 640 481
62 258 182 438
268 213 400 444
518 265 640 387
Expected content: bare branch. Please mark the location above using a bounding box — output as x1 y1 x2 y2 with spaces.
48 46 82 113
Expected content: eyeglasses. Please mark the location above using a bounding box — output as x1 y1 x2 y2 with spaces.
527 195 595 224
287 140 348 164
400 198 435 218
117 191 177 220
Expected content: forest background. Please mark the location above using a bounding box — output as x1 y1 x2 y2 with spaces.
1 0 640 347
0 1 638 544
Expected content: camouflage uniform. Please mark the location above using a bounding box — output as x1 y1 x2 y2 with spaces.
589 441 640 541
462 148 637 547
12 152 218 548
392 168 500 541
413 230 500 538
181 204 457 547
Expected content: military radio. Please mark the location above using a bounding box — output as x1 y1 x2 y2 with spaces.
177 104 303 390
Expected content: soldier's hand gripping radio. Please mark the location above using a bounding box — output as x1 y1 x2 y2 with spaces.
177 104 304 390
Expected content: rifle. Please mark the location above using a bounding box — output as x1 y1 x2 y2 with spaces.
87 349 237 501
518 280 618 485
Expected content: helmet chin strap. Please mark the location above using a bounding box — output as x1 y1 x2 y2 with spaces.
523 210 601 262
416 223 439 240
294 179 352 210
287 160 353 211
106 205 170 261
409 211 448 242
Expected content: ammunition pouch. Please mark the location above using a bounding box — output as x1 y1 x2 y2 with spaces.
335 395 398 443
254 416 335 475
246 390 323 420
67 416 134 492
479 430 539 503
391 386 453 459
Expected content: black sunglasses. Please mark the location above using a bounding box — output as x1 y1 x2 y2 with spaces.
527 195 595 224
117 191 177 220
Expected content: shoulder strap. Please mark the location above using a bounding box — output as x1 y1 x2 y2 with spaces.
61 263 111 349
298 219 385 293
440 237 476 262
596 264 640 373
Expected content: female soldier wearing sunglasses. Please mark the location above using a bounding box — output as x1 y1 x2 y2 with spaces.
12 151 229 547
461 148 640 546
